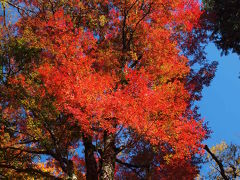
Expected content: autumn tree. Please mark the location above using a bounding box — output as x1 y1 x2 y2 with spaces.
0 0 217 179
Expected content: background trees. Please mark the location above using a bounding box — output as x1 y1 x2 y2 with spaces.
205 142 240 179
0 0 217 179
202 0 240 56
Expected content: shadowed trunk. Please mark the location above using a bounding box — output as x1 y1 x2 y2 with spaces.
83 135 98 180
99 132 116 180
66 160 77 180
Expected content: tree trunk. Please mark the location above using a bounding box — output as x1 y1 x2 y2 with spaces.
83 135 98 180
66 160 77 180
99 132 116 180
55 155 76 180
67 173 77 180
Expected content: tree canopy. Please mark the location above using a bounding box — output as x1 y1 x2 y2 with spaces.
0 0 217 179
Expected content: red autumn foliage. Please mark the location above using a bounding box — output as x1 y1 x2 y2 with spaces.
0 0 215 179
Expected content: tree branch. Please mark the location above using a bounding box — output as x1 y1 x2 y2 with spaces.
204 145 229 180
116 158 149 169
0 146 48 155
5 1 36 15
0 164 62 179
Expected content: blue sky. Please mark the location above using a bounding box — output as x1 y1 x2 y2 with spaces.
198 43 240 146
